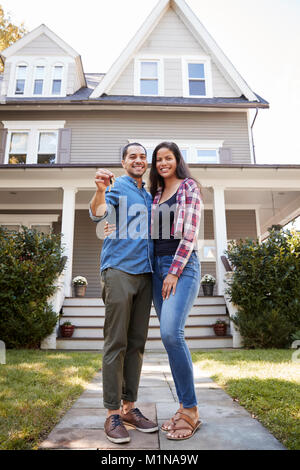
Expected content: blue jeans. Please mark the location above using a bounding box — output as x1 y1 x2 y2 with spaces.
152 251 201 408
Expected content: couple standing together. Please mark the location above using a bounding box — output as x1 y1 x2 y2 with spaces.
89 141 203 444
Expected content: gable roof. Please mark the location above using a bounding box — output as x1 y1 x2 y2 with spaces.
1 24 80 59
90 0 258 101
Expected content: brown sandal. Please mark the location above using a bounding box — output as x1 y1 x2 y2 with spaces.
161 409 181 432
166 410 202 441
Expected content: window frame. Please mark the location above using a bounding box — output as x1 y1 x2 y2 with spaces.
128 139 223 164
32 62 46 96
14 62 28 96
134 58 164 96
182 57 213 98
3 121 65 165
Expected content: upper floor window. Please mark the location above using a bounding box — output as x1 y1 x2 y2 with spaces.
9 132 28 164
52 65 63 95
188 63 206 96
15 65 27 95
3 121 65 164
33 65 45 95
130 139 223 164
183 58 212 98
135 59 163 96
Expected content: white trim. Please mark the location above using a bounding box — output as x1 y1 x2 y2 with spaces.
134 58 164 96
90 0 258 101
0 214 59 227
247 109 255 164
182 56 213 98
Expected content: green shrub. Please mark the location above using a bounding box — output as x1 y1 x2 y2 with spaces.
0 226 66 348
225 225 300 348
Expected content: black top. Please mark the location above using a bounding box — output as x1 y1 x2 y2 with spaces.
154 192 180 256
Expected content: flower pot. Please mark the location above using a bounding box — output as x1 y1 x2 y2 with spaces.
60 325 75 338
213 324 227 336
201 283 214 296
74 285 87 297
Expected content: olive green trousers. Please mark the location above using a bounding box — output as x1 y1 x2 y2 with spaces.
100 268 152 410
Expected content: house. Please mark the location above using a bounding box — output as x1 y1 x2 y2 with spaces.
1 0 299 350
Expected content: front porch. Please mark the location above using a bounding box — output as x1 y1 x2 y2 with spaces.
1 164 300 349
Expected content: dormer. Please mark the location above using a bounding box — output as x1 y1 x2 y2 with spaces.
90 0 259 103
1 24 86 98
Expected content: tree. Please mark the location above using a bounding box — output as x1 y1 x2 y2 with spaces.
0 5 27 72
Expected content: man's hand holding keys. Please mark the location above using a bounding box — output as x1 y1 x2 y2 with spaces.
95 169 115 192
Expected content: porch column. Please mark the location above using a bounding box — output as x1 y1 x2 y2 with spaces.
212 186 228 295
61 186 78 297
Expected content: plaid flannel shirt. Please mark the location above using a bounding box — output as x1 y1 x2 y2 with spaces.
151 177 203 278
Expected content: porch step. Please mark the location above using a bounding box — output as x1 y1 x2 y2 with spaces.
58 295 232 350
56 335 233 350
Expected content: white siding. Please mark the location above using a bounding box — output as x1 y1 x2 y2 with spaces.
17 33 67 56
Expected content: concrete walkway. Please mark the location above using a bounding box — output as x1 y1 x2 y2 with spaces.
39 352 285 450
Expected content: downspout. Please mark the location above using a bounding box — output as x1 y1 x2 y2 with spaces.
250 108 259 164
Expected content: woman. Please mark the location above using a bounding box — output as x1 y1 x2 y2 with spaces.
104 141 203 441
149 141 203 441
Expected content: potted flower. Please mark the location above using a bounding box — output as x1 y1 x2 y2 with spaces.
200 274 216 296
60 321 75 338
213 319 228 336
72 276 88 297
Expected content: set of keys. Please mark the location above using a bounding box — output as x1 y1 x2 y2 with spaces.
108 176 115 192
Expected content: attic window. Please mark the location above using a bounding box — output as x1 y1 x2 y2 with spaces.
188 63 206 96
33 66 45 95
135 59 163 96
51 65 63 95
15 65 27 95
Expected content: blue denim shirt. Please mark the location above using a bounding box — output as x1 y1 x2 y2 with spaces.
89 175 154 274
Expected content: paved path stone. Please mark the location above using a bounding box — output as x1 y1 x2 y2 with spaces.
39 352 286 450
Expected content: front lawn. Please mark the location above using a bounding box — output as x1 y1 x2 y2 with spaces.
0 350 102 450
192 349 300 450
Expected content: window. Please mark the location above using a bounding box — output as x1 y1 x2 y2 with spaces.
37 132 57 164
3 121 65 165
15 65 27 95
140 62 158 95
33 66 45 95
8 132 28 164
188 63 206 96
135 59 163 96
196 149 218 163
129 140 223 164
52 65 63 95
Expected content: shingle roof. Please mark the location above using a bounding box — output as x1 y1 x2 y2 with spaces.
0 73 269 108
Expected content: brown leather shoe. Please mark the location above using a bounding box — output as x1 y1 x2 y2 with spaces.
104 414 130 444
121 408 158 433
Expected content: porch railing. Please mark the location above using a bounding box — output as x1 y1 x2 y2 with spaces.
221 255 242 348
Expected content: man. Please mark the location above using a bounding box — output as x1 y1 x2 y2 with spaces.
89 143 158 444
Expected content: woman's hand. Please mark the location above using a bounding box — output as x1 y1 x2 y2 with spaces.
104 221 116 238
162 274 178 300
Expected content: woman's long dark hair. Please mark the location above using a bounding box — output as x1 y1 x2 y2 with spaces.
149 141 202 199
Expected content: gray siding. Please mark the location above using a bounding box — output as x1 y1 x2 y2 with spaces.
0 110 252 164
164 58 183 96
17 33 67 55
72 210 103 298
204 209 257 240
109 61 134 95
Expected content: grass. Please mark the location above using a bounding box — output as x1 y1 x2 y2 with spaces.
191 349 300 450
0 350 102 450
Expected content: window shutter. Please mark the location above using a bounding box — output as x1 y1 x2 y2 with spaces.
0 129 8 164
57 128 72 164
219 147 232 164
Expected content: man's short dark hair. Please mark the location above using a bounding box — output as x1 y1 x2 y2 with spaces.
122 143 147 161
